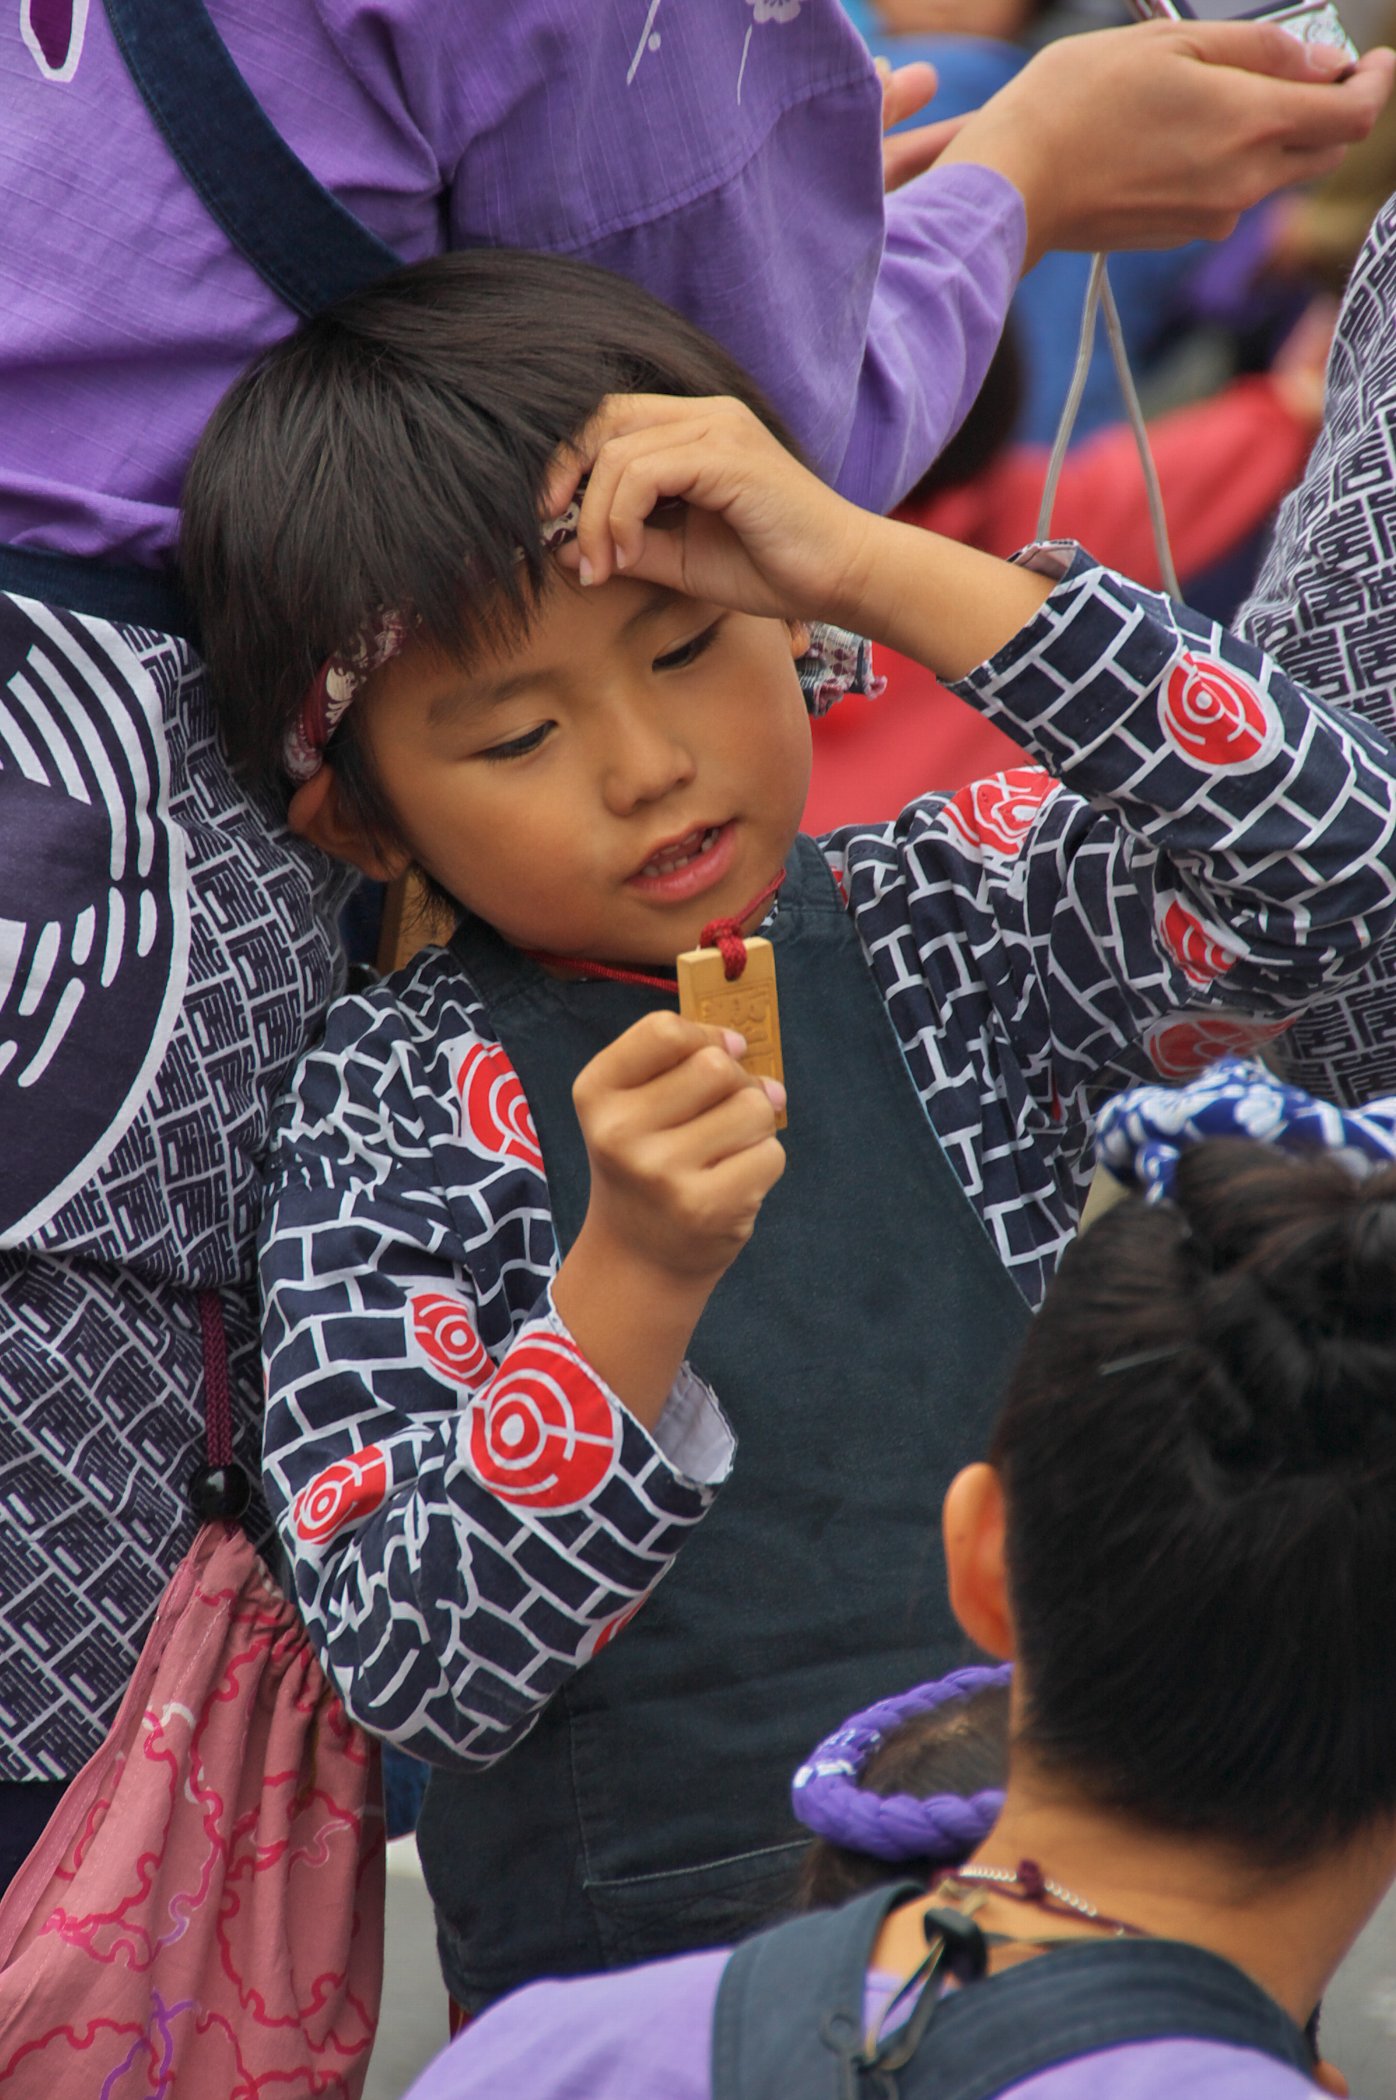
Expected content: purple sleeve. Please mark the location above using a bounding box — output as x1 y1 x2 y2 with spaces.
832 164 1025 512
394 0 1025 511
1006 2041 1318 2099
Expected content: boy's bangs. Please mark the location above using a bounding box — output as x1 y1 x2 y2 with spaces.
183 249 796 794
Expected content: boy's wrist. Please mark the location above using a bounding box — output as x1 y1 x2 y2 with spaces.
552 1214 721 1433
826 516 1055 682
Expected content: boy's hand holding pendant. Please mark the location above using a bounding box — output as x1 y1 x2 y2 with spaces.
552 1013 786 1431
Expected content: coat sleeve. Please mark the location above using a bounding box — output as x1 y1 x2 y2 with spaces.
826 547 1396 1297
260 963 733 1769
944 549 1396 1109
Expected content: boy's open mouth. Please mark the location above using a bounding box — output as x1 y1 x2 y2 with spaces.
637 825 722 880
627 821 737 904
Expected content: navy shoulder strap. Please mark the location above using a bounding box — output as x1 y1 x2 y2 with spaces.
101 0 401 316
712 1888 1315 2100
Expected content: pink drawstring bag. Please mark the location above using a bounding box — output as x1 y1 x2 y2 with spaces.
0 1296 385 2096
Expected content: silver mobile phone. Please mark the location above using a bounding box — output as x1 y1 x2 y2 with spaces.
1127 0 1358 62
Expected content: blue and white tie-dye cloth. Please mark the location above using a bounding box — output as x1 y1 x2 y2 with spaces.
1096 1056 1396 1204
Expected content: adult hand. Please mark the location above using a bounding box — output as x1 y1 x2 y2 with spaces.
878 58 970 191
935 19 1395 266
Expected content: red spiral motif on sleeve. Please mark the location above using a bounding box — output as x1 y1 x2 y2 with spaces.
455 1042 544 1174
411 1292 492 1388
292 1446 389 1543
941 768 1058 859
467 1334 620 1510
1159 654 1280 771
585 1600 644 1659
1143 1011 1293 1082
1156 896 1237 987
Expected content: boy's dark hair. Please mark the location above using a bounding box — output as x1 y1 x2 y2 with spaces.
796 1684 1010 1911
180 248 797 823
992 1139 1396 1870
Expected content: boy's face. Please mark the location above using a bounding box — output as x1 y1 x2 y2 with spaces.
351 572 813 965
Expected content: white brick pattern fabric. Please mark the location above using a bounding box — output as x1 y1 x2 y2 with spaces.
261 552 1396 1767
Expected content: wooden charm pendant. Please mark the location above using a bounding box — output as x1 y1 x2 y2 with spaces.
676 936 786 1128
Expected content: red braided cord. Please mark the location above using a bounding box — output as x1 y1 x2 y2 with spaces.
699 868 786 981
198 1290 234 1470
526 870 785 988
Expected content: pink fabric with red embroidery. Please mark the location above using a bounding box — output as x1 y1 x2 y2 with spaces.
0 1521 384 2097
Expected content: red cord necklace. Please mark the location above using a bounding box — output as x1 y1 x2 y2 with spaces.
523 869 786 991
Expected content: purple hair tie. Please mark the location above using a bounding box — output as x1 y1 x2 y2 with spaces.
791 1665 1011 1865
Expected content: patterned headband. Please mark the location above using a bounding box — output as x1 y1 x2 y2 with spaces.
283 491 879 783
790 1664 1011 1864
1095 1056 1396 1204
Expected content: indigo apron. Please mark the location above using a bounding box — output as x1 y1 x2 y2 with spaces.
422 834 1031 2003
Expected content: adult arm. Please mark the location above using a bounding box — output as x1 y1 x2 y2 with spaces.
837 18 1391 505
368 2 1391 515
260 959 734 1768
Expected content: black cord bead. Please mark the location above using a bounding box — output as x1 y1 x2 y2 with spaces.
188 1460 252 1521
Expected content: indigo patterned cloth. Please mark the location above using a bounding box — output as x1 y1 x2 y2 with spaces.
1241 194 1396 1106
1095 1056 1396 1203
0 604 351 1781
255 547 1396 1771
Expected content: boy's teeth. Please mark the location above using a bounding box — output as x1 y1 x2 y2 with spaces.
643 827 718 878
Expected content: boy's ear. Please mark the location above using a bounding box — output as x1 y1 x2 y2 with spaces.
286 764 410 882
942 1463 1015 1662
787 619 812 659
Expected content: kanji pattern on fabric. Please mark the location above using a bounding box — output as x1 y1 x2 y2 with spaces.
0 601 350 1780
260 550 1396 1768
1239 193 1396 1105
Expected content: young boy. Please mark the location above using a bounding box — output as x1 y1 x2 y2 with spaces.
182 249 1396 2010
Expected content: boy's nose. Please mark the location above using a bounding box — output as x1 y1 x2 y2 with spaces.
600 712 697 814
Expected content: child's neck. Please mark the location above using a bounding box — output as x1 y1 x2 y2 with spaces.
875 1770 1396 2026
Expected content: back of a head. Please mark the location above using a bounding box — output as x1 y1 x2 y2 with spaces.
797 1684 1011 1910
180 249 794 799
993 1139 1396 1869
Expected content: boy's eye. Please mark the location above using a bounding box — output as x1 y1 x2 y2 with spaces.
479 723 552 762
653 621 722 673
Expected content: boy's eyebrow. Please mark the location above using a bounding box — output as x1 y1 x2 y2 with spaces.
426 586 691 725
428 668 547 723
621 584 684 634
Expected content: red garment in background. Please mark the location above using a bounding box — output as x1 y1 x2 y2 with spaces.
803 375 1313 832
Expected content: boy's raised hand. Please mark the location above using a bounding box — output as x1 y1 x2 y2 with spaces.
551 1012 785 1431
546 394 873 628
544 392 1054 680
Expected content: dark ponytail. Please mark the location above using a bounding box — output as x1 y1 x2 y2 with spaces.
993 1139 1396 1867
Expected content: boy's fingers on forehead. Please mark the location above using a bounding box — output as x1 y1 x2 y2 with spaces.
540 436 591 522
573 393 734 459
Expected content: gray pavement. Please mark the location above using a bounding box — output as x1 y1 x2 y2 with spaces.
365 1840 450 2100
1325 1877 1396 2098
